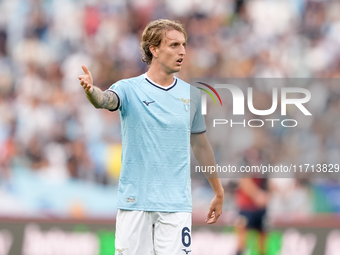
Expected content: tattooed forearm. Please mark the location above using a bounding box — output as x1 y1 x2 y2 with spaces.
85 86 103 108
102 90 119 110
86 86 119 110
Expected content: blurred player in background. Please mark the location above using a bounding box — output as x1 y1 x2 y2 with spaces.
78 19 224 255
235 178 269 255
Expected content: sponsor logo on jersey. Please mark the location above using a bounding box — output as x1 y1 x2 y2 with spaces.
143 100 155 106
182 248 192 254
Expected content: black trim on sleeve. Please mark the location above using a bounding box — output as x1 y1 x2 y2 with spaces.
191 130 206 135
106 90 120 112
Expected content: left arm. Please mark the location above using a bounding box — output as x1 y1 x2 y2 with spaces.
191 133 224 224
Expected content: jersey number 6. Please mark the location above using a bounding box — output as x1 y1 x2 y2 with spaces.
181 227 191 247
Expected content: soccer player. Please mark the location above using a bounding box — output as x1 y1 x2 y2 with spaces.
79 19 224 255
235 178 269 255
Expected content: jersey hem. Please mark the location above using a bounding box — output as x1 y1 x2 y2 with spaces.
117 206 192 213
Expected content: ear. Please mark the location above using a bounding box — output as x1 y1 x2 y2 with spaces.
149 45 159 58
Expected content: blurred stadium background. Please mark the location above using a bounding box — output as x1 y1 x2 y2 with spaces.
0 0 340 254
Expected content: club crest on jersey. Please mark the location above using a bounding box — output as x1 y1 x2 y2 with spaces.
178 98 191 111
116 248 127 255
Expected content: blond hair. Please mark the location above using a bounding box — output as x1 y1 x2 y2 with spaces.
141 19 187 66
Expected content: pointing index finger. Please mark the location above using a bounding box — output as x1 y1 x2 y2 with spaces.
82 65 90 75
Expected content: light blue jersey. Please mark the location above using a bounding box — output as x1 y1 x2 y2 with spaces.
107 74 205 212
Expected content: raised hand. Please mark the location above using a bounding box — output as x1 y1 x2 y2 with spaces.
78 65 94 93
78 64 119 110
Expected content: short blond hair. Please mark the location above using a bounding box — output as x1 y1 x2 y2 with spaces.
141 19 187 66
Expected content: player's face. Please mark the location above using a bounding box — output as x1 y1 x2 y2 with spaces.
154 30 186 74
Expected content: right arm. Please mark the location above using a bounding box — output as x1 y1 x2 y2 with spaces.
78 65 119 110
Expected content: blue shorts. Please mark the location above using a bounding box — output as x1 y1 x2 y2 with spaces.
239 209 266 232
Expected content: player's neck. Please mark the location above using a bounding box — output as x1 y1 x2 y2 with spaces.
147 66 175 87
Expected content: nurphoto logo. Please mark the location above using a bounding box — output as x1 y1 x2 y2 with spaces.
194 80 312 128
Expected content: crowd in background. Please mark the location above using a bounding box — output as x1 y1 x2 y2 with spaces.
0 0 340 219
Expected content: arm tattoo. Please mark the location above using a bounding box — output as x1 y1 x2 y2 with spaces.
86 86 119 110
102 90 119 110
